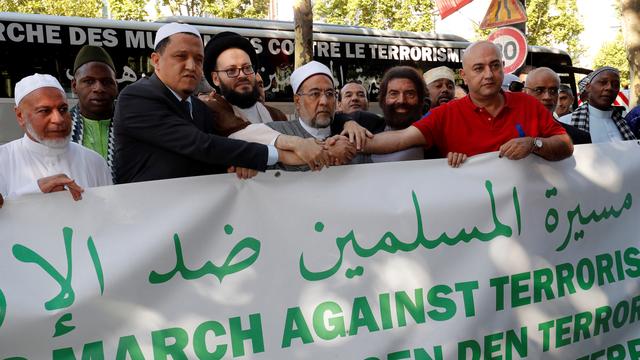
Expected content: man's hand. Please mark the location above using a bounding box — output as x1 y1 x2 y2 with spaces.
447 152 468 168
294 138 331 171
499 137 534 160
37 174 84 201
326 135 357 165
227 166 258 179
340 120 373 151
198 91 250 136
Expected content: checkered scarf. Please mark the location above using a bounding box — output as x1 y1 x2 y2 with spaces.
569 103 636 140
70 105 116 179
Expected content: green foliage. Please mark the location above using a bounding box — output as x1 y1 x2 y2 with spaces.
314 0 435 32
526 0 585 60
158 0 268 18
0 0 150 20
0 0 103 17
594 31 630 86
110 0 149 20
203 0 269 19
474 0 585 60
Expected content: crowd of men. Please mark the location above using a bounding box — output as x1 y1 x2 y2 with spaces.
1 22 637 206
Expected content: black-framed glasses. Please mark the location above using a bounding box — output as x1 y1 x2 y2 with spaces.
508 81 524 92
297 89 337 100
214 65 255 78
524 86 559 96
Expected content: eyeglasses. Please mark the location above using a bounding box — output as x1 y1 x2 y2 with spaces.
297 89 337 100
214 65 255 78
524 86 559 96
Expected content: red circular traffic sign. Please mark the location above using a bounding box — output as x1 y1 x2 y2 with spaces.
487 27 528 74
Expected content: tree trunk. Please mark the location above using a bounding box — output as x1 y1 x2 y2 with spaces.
293 0 313 69
621 0 640 106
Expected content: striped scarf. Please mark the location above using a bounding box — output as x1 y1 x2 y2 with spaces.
70 105 116 179
569 103 636 141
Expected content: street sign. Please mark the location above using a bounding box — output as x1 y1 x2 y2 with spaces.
480 0 527 29
435 0 473 20
487 27 528 74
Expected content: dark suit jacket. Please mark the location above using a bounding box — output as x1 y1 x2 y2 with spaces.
113 74 268 183
558 121 591 145
331 111 386 135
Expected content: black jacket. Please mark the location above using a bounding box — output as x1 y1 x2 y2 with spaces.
113 74 268 183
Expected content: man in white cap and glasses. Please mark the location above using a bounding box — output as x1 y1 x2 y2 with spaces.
0 74 112 203
266 61 360 169
423 66 456 109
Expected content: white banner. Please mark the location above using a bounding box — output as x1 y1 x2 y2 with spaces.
0 142 639 360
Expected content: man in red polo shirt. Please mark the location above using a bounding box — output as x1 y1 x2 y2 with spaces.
364 41 573 167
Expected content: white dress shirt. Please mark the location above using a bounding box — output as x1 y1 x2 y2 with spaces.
0 135 112 199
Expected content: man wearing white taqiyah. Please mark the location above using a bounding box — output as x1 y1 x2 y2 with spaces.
0 74 112 202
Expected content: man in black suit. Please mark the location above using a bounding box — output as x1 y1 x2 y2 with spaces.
113 23 281 183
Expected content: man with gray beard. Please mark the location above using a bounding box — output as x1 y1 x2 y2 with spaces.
0 74 111 201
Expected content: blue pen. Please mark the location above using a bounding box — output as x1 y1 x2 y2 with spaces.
515 123 525 137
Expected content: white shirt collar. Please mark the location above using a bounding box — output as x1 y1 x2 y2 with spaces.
21 134 69 157
298 119 331 140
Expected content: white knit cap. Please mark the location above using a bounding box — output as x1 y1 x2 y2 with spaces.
154 22 201 49
14 73 65 105
423 66 455 85
290 61 334 94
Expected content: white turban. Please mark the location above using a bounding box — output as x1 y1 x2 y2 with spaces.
154 22 201 49
423 66 455 85
290 61 334 94
14 73 65 105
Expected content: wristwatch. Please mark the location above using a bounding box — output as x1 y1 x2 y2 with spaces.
532 137 543 153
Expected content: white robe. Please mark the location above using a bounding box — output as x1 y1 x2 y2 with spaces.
0 135 112 199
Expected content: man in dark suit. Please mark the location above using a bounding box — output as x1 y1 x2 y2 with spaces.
113 23 279 183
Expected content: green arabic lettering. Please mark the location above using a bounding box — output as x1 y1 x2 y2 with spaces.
556 193 633 252
513 187 522 235
545 187 559 233
300 180 513 281
149 225 261 284
0 288 5 329
87 237 105 295
53 313 75 337
12 227 75 310
11 227 105 338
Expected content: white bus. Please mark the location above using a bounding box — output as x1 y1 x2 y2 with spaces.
0 12 583 144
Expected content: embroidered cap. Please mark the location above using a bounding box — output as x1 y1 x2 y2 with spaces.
73 45 116 74
154 22 201 49
14 73 65 105
290 61 334 94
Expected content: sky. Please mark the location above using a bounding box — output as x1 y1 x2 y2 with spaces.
276 0 621 68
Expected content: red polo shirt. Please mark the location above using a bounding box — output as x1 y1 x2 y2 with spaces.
413 91 567 157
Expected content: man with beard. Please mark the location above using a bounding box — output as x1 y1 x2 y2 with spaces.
423 66 455 109
266 61 357 170
559 66 636 142
0 74 111 201
115 23 334 183
70 45 118 171
370 66 430 163
364 41 573 167
204 31 287 123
